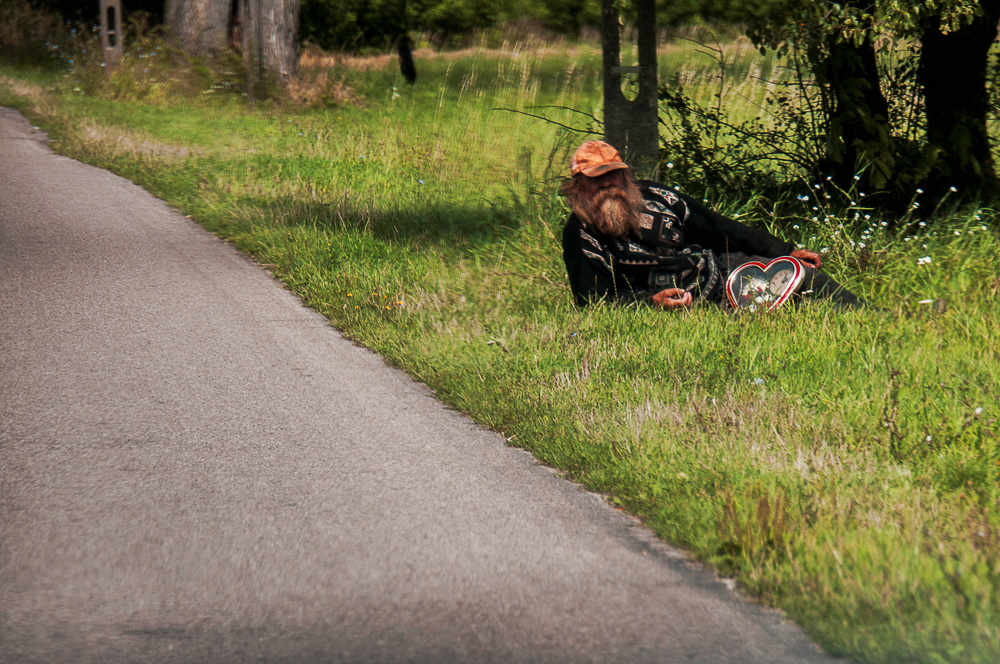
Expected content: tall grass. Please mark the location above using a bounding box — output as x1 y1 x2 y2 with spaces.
2 25 998 664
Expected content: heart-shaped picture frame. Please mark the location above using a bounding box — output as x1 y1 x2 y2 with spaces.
725 256 806 311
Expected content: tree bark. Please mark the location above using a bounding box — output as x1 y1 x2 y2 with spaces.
165 0 231 54
248 0 300 81
166 0 299 84
918 1 1000 194
812 1 893 191
601 0 659 177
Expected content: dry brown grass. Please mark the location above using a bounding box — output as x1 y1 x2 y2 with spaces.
296 32 756 74
298 44 599 73
77 121 201 161
0 75 46 100
284 70 359 107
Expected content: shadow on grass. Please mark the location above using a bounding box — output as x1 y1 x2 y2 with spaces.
250 194 528 251
191 154 538 251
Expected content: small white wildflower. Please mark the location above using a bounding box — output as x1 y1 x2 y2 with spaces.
918 299 933 304
975 407 984 415
919 221 927 227
912 202 921 209
865 214 871 220
917 256 932 265
954 230 961 235
925 435 932 442
859 242 866 248
667 162 674 168
793 224 799 229
982 225 988 231
821 247 829 254
950 186 958 192
853 175 861 181
880 221 887 226
916 188 924 194
752 377 765 385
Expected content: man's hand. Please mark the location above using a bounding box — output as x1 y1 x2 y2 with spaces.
652 288 692 309
791 248 821 269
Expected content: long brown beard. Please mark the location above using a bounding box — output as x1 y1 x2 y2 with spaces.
565 179 644 237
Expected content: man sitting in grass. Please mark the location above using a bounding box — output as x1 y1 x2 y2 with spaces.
561 140 869 310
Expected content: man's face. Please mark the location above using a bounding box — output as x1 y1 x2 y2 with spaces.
565 168 642 237
576 169 627 198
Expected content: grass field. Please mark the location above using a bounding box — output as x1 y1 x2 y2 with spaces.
2 29 999 664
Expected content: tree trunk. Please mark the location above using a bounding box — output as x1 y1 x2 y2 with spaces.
812 1 894 191
165 0 231 54
246 0 300 82
919 1 1000 195
601 0 659 177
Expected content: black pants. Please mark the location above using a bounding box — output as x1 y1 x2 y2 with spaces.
720 252 868 310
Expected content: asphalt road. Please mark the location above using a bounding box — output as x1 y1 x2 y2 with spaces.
0 107 843 663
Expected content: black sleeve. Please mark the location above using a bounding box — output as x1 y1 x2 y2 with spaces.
677 191 795 258
561 215 652 307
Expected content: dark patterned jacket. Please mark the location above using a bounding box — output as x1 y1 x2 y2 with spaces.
562 180 795 306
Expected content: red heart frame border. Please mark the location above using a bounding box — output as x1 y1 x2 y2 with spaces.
725 256 806 311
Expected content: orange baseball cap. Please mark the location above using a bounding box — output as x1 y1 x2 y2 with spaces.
570 140 629 177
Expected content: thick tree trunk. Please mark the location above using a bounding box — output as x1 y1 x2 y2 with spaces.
248 0 300 81
813 1 893 191
167 0 299 84
919 1 1000 195
601 0 659 177
165 0 231 54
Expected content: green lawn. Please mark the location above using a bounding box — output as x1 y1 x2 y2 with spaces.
2 35 998 663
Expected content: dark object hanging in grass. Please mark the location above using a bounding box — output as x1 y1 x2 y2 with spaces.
398 35 416 84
